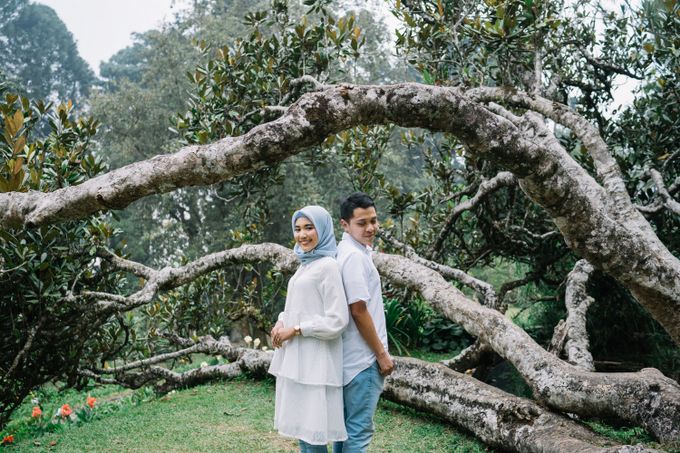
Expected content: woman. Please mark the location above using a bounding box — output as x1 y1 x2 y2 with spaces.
268 205 349 452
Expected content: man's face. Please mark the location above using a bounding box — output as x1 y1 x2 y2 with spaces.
341 206 379 247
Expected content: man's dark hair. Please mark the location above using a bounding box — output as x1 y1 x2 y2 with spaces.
340 192 375 221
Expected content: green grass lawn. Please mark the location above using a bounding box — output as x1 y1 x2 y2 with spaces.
5 377 489 452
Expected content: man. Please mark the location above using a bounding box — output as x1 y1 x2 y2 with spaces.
333 192 394 453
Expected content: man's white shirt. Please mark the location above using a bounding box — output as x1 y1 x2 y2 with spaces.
336 232 388 385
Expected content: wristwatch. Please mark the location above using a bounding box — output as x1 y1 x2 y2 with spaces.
294 325 301 336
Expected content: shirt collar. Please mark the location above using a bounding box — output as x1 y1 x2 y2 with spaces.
342 232 372 255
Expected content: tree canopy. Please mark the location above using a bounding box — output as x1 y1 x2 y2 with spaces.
0 0 95 101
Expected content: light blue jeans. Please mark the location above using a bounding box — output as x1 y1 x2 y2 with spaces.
299 440 328 452
333 361 385 453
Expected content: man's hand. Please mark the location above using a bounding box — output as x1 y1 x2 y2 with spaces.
350 301 394 376
376 350 394 376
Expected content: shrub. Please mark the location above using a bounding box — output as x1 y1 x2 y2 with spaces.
0 83 123 428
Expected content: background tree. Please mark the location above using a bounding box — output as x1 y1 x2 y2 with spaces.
0 0 95 101
0 80 124 427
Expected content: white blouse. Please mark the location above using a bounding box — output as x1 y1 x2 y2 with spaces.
268 256 349 387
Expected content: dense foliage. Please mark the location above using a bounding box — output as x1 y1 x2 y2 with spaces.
0 81 122 427
380 0 680 374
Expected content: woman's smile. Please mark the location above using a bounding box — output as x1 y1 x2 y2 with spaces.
294 216 319 252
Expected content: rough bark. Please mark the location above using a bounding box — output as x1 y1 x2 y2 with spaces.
1 82 677 345
387 359 659 453
82 244 680 442
380 230 498 307
373 253 680 443
380 232 500 373
81 243 297 313
82 335 660 453
562 259 596 371
440 340 495 373
465 86 634 220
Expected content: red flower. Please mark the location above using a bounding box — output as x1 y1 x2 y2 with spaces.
86 396 96 409
60 404 72 418
2 435 14 444
31 406 42 418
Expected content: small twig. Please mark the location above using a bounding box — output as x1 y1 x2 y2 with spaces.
0 261 27 274
649 169 680 216
4 315 47 379
262 106 288 115
563 40 644 80
380 231 498 308
428 172 516 260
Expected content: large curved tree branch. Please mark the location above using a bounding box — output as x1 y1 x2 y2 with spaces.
1 82 678 344
465 86 645 227
82 243 680 442
82 243 297 313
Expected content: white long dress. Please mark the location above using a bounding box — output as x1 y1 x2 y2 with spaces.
268 256 349 445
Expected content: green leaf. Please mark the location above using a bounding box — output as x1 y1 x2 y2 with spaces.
421 69 434 85
403 11 416 27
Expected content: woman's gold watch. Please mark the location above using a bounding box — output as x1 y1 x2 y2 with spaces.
294 325 301 336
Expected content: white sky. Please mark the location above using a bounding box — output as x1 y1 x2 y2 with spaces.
36 0 190 75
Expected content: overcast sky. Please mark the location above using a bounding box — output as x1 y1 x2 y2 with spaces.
36 0 190 75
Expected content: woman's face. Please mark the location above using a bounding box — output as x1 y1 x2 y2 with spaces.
294 216 319 252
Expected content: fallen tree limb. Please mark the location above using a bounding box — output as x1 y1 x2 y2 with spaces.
81 335 661 452
379 231 499 372
374 253 680 443
81 245 680 442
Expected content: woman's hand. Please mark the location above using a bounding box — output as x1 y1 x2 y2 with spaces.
270 321 284 341
272 327 296 348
